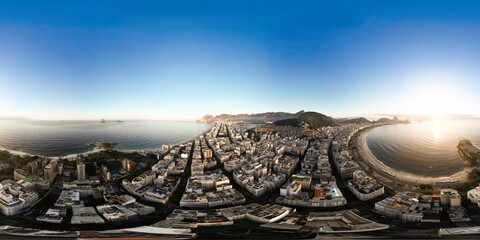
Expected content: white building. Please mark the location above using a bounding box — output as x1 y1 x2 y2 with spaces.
468 184 480 206
348 170 384 201
441 189 462 208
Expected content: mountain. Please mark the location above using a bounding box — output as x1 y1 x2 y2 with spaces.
272 111 338 128
209 110 306 123
273 118 307 127
374 116 410 124
338 117 371 124
200 110 339 128
296 111 338 128
200 111 412 128
197 114 215 123
375 118 391 123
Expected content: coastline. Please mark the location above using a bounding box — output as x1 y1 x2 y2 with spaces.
0 123 214 159
354 125 470 187
0 145 104 159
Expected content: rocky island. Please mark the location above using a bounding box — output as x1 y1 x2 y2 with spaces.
89 142 118 150
458 139 480 165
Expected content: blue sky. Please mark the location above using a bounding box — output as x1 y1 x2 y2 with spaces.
1 0 480 120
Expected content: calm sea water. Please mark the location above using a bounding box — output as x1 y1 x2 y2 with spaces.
0 120 211 157
365 119 480 177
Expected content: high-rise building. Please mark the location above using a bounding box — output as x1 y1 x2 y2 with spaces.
101 165 111 182
121 159 135 172
26 161 39 175
40 158 49 169
57 163 63 175
161 144 170 153
44 163 57 182
76 155 86 181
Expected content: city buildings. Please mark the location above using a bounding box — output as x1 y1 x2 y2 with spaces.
122 174 180 204
467 184 480 206
96 204 138 222
180 170 245 208
440 188 462 208
154 203 291 228
277 178 346 207
55 190 83 209
71 207 105 224
307 210 389 233
121 159 136 172
76 155 86 181
0 118 470 238
348 170 384 201
245 204 291 223
0 180 39 216
43 159 59 183
373 191 463 222
36 207 66 223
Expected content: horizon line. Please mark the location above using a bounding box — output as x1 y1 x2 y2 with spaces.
2 112 480 122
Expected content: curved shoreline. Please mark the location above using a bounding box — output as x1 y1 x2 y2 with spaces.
355 125 470 186
0 145 104 159
0 124 213 159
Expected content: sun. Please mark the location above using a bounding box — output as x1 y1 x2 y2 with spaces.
415 89 450 116
400 76 466 118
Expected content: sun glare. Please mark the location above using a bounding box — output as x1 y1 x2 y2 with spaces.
400 74 468 118
433 119 441 139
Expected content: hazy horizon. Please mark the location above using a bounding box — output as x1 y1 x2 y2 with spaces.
2 112 480 122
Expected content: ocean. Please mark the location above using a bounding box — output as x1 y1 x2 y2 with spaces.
365 119 480 177
0 119 211 158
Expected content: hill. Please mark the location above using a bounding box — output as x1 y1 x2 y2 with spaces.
200 110 339 128
374 116 410 124
297 111 338 128
273 111 338 128
273 118 307 127
338 117 371 124
208 110 306 123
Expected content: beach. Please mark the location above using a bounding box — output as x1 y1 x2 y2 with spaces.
353 126 471 190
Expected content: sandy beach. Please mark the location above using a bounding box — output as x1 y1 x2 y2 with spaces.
354 126 471 189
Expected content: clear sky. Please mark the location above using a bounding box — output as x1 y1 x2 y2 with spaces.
1 0 480 120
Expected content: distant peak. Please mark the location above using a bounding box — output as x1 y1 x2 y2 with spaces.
296 110 305 115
